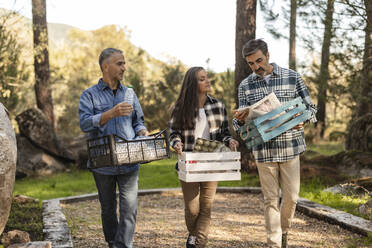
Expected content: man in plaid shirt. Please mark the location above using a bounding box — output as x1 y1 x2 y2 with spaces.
233 39 316 248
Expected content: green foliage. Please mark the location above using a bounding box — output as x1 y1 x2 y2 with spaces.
143 62 185 131
0 13 29 112
2 200 43 241
306 141 344 156
209 69 236 120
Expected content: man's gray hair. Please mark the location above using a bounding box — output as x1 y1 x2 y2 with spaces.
99 48 123 71
242 39 268 58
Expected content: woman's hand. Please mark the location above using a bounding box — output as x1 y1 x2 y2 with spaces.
173 142 183 155
229 139 239 151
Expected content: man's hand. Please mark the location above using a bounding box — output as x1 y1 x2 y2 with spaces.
137 129 149 136
229 139 239 151
100 102 133 126
292 122 304 130
233 110 249 125
173 142 183 155
112 102 133 117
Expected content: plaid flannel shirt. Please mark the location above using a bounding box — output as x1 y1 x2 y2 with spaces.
169 95 232 152
233 63 317 163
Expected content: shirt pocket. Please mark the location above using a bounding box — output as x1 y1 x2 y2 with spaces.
94 104 111 114
274 89 296 103
246 90 266 105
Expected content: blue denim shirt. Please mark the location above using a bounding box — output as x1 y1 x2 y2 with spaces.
79 79 147 175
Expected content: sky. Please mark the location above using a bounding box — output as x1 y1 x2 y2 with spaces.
1 0 291 72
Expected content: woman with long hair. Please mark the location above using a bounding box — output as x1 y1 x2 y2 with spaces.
169 66 239 248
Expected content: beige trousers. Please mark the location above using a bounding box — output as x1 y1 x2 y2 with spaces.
180 180 218 248
256 156 300 248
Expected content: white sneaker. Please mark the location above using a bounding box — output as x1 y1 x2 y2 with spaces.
186 235 196 247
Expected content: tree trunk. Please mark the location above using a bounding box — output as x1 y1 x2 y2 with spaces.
235 0 256 107
289 0 297 70
315 0 334 138
32 0 55 128
357 0 372 117
235 0 257 171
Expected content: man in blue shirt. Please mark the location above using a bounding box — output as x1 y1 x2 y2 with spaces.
79 48 148 248
233 39 316 248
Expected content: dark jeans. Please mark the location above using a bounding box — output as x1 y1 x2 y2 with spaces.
93 169 139 248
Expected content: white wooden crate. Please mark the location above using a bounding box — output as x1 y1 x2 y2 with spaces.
178 152 241 182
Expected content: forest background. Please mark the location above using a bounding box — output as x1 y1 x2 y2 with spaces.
0 0 370 153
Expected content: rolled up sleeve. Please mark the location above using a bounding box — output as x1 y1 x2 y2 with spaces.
79 91 101 132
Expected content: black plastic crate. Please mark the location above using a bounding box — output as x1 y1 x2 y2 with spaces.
87 129 170 168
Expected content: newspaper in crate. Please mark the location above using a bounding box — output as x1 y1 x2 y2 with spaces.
116 136 167 164
235 92 281 121
193 138 231 152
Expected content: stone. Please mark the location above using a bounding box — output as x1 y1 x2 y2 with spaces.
0 103 17 235
65 133 88 170
297 197 372 236
358 199 372 218
15 108 74 162
13 195 39 204
323 183 369 197
8 242 52 248
42 199 73 248
1 230 30 247
16 135 65 178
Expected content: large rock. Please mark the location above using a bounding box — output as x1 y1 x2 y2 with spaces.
323 183 369 197
16 135 65 178
66 133 88 169
0 103 17 235
15 108 74 162
1 230 30 247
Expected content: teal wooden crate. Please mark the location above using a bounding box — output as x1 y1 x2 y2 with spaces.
239 97 312 149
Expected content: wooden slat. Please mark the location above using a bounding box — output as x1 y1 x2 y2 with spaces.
178 171 241 182
253 97 302 125
179 152 241 161
178 161 241 171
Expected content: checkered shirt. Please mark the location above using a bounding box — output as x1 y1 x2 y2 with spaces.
232 63 317 163
169 95 232 151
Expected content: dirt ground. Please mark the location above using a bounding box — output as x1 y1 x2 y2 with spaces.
61 191 370 248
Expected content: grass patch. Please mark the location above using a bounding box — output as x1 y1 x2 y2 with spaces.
13 169 96 201
14 157 259 201
1 200 43 242
300 177 371 221
306 141 345 156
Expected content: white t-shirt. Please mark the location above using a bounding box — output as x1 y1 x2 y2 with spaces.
194 108 210 140
264 74 271 84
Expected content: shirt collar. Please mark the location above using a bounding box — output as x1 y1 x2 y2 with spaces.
97 78 124 91
206 94 214 104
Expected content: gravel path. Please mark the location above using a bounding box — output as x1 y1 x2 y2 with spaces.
62 191 369 247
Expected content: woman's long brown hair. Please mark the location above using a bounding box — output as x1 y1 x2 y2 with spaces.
170 67 204 130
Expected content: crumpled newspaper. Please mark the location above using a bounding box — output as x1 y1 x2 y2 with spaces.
236 92 281 121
